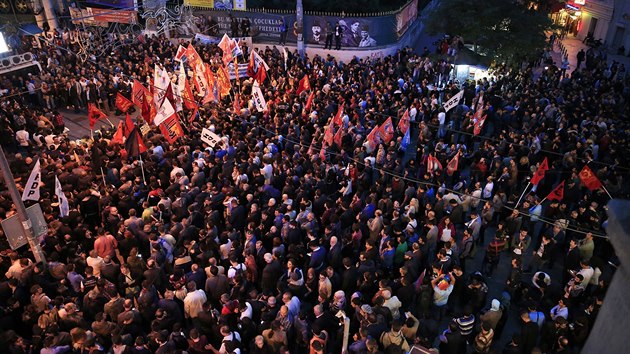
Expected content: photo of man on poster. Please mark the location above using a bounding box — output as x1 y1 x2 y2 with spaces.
311 20 323 44
359 25 377 47
342 19 361 47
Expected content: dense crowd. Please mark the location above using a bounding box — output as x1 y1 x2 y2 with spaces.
0 25 629 354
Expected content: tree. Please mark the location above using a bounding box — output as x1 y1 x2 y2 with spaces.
425 0 555 65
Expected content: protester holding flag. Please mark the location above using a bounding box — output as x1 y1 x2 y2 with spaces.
0 27 625 354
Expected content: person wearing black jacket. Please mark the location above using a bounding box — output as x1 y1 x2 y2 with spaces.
520 310 539 354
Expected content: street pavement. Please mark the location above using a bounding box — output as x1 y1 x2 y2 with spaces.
60 108 124 141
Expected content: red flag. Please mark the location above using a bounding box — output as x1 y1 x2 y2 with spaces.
88 103 107 129
332 105 343 126
164 83 175 107
379 117 394 144
323 124 334 146
233 58 240 81
296 75 310 96
186 44 203 72
398 109 410 134
124 113 134 138
159 114 184 144
446 152 460 176
365 126 381 152
110 122 124 145
320 145 326 161
546 181 565 201
115 93 134 113
132 80 148 107
233 93 241 113
141 93 153 125
182 78 196 110
216 65 231 98
427 154 443 174
188 105 199 124
333 126 343 147
531 157 549 185
473 113 486 136
578 165 602 191
218 34 234 66
305 91 315 112
124 127 147 157
247 51 267 83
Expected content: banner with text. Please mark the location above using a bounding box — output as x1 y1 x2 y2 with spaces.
192 9 297 43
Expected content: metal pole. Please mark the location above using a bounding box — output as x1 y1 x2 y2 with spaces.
0 145 46 265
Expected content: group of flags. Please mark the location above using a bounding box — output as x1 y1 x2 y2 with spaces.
528 158 603 202
20 159 69 217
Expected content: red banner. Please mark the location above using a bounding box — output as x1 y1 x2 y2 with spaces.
90 8 137 24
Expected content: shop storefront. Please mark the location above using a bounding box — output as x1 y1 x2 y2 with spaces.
551 3 583 37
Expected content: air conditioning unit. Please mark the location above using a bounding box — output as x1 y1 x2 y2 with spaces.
0 52 39 74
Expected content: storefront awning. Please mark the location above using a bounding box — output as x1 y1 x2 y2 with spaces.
20 24 43 35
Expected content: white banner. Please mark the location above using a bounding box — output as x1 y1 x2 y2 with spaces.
153 65 170 108
201 128 222 147
153 98 175 127
55 176 69 217
21 159 40 201
443 89 464 112
251 80 267 112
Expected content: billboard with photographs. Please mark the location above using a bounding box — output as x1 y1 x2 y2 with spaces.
304 15 397 48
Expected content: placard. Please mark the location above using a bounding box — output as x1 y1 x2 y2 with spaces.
201 128 221 147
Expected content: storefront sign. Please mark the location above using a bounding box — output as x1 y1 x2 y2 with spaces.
574 0 586 5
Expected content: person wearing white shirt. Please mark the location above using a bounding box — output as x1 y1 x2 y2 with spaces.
183 281 207 319
482 176 494 199
437 109 446 138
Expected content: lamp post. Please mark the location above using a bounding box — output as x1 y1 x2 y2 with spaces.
0 145 46 265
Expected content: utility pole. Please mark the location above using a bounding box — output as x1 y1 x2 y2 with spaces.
296 0 305 58
0 145 46 265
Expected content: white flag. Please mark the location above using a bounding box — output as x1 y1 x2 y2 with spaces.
252 50 269 71
251 80 267 112
443 89 464 112
21 159 41 201
282 47 288 70
153 98 176 127
153 65 170 108
54 176 69 217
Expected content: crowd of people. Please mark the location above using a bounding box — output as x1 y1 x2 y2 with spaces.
0 23 629 354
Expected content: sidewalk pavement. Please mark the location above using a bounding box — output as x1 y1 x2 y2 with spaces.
551 36 630 74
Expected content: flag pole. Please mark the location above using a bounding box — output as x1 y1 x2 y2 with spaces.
600 185 613 199
139 155 147 185
105 117 115 128
99 167 107 187
515 181 531 209
534 196 548 208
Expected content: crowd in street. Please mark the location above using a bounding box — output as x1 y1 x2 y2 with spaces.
0 25 629 354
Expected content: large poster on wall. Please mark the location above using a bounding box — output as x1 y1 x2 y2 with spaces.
193 9 297 43
303 15 396 48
